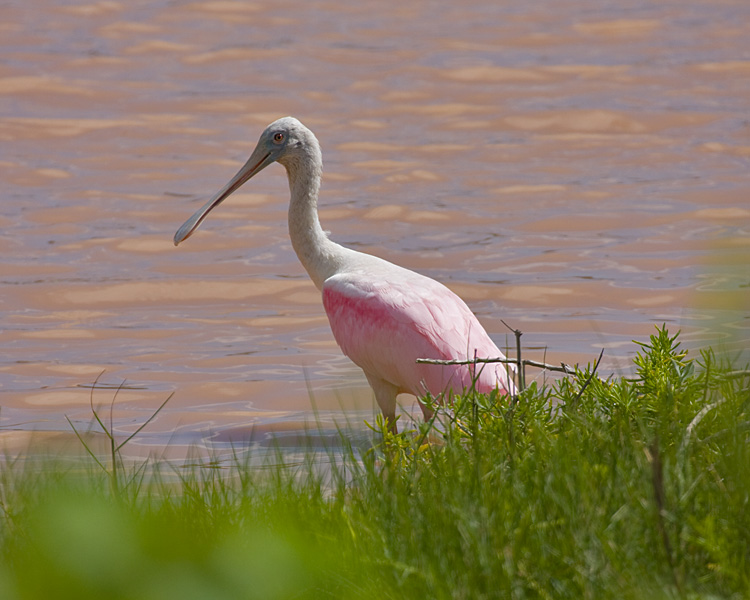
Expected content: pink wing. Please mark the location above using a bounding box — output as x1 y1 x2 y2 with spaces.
322 271 515 398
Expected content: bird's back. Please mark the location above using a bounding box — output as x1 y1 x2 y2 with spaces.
322 257 515 399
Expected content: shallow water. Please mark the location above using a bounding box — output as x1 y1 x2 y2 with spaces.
2 0 748 457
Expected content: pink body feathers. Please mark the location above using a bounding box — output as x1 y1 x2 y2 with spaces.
323 268 514 405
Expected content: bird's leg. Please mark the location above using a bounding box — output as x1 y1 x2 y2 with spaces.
366 374 399 433
418 401 434 422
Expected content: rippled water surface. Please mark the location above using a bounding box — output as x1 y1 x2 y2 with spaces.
2 0 749 456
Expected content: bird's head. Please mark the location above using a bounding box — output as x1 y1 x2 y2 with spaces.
173 116 318 245
260 116 320 168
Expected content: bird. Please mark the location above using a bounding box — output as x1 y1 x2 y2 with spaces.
174 117 516 431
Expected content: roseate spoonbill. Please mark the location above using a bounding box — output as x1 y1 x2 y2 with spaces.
174 117 515 430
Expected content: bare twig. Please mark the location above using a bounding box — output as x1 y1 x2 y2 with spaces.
416 355 575 375
523 359 576 374
568 348 605 406
501 320 525 392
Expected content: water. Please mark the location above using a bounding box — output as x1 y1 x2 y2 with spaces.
2 0 748 457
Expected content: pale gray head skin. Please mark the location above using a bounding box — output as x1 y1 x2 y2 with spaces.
173 116 320 246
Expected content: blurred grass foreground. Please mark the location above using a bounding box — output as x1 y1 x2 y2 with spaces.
1 327 748 599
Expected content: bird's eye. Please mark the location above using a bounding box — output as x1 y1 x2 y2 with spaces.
273 132 284 143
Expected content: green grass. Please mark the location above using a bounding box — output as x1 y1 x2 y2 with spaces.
1 326 748 599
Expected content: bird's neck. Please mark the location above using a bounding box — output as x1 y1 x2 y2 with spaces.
283 155 344 290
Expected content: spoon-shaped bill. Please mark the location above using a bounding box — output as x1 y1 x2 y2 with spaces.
173 150 272 246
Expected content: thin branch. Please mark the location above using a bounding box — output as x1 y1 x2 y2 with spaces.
501 320 525 391
416 355 576 374
516 329 525 391
523 358 576 374
568 348 605 406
